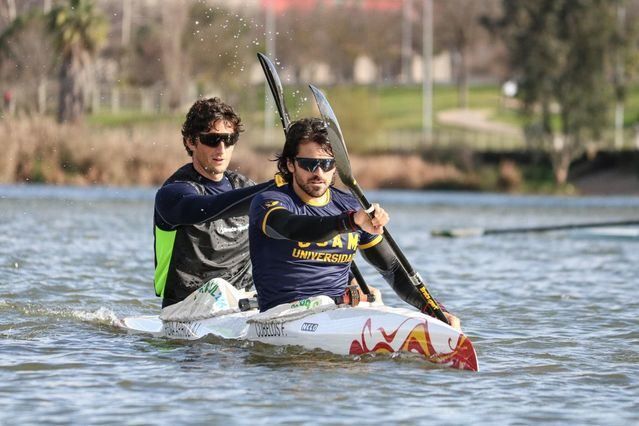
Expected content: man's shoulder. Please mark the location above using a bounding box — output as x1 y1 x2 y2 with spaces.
255 185 293 202
329 186 352 198
251 185 295 211
225 170 255 188
155 165 204 204
162 163 197 186
329 186 358 209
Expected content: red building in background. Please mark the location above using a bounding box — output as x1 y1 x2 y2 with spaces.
261 0 401 13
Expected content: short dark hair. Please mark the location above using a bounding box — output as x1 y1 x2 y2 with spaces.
181 97 243 156
276 118 332 182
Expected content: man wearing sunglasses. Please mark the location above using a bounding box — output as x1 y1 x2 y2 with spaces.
153 97 274 308
247 118 461 330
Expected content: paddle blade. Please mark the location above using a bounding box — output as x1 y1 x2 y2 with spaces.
308 84 356 188
257 53 291 129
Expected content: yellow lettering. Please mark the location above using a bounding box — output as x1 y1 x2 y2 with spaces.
290 248 355 263
331 236 343 248
347 233 359 250
298 241 311 248
317 241 328 247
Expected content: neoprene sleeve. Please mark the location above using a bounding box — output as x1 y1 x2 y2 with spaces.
264 208 357 242
156 181 274 229
360 238 448 314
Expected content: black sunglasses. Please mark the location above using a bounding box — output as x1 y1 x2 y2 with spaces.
295 157 336 173
198 132 239 148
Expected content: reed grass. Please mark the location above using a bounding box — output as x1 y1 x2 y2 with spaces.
2 117 190 185
0 117 480 190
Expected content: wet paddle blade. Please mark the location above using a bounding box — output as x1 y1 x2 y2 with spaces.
257 53 291 129
308 84 356 188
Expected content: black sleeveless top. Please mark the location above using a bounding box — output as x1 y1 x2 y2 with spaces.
154 163 269 307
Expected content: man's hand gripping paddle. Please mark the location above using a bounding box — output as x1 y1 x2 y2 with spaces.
308 84 450 325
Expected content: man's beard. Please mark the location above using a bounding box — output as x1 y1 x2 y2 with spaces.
294 172 335 198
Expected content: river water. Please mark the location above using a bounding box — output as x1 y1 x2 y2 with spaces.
1 184 638 425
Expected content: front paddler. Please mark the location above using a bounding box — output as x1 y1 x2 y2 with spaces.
248 117 461 330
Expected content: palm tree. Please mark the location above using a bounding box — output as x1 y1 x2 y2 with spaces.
48 0 107 123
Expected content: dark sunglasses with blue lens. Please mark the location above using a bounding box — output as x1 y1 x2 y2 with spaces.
294 157 336 173
198 132 239 148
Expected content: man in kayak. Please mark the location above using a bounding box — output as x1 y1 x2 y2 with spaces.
248 118 461 329
153 97 273 308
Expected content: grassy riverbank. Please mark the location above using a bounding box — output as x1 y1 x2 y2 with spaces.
2 116 637 194
0 116 478 188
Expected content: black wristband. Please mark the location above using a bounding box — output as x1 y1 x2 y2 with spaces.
347 210 360 231
337 211 359 233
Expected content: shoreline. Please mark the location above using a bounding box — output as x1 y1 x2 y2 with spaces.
1 117 637 195
2 161 636 196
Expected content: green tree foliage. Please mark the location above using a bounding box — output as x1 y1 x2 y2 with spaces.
436 0 501 108
48 0 107 123
488 0 618 184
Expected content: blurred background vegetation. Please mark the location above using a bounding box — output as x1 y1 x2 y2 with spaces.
1 0 639 193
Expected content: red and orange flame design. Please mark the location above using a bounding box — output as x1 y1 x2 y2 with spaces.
349 318 478 371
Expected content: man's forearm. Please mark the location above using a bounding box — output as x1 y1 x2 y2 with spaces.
263 208 357 242
157 181 273 227
360 239 447 314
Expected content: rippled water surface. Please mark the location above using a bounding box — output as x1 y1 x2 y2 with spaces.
1 185 638 424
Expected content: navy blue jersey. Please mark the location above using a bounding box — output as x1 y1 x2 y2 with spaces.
249 182 382 311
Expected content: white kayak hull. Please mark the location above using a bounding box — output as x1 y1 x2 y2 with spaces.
121 303 478 371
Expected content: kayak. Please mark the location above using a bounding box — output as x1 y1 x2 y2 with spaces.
120 279 479 372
